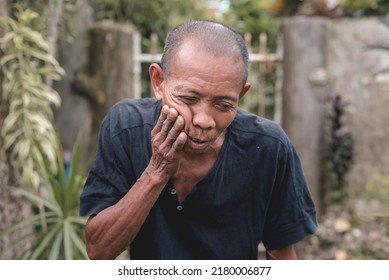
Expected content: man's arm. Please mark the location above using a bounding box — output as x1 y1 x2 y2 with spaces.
266 245 298 260
85 106 187 259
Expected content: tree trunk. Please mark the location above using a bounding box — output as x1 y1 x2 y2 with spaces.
72 21 138 155
0 1 34 259
53 0 94 163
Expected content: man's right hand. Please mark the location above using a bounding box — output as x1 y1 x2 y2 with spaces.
85 106 188 260
148 105 187 180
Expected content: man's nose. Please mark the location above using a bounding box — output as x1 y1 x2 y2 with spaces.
192 105 216 130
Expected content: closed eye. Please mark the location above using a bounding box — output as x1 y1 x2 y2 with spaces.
178 96 198 104
215 102 235 112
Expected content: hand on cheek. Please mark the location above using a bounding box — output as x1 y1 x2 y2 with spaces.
149 105 187 178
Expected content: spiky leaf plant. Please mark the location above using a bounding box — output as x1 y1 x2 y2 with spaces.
1 136 88 259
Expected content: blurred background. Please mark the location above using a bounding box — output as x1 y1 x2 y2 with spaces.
1 0 389 259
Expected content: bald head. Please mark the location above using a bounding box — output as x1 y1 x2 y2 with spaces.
161 20 249 87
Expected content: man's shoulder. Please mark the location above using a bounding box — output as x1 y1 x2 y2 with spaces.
110 98 160 116
232 108 289 145
105 98 161 136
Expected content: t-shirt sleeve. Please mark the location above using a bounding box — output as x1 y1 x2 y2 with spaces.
261 139 318 250
79 113 130 217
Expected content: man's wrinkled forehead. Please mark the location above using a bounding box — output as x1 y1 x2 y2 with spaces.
165 37 245 85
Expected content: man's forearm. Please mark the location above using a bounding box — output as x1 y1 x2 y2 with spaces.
85 106 186 259
266 245 298 260
85 169 169 259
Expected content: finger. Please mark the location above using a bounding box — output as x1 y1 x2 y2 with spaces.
152 105 169 135
166 132 187 157
165 115 185 145
152 107 177 145
160 107 178 136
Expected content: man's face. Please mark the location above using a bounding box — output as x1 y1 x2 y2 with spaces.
154 40 250 155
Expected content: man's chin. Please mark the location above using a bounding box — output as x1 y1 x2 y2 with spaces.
183 143 210 155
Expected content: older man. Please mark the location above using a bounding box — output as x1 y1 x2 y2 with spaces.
80 20 317 260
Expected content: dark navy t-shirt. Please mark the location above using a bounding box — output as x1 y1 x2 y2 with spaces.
80 98 317 259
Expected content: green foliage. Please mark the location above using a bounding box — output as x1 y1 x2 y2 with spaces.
8 1 47 33
93 0 209 50
321 95 354 211
0 137 88 259
339 0 389 17
226 0 281 50
365 173 389 215
256 0 389 17
1 3 87 260
8 0 83 44
0 7 65 190
221 1 281 118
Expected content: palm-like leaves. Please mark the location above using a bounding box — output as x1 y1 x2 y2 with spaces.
1 137 88 259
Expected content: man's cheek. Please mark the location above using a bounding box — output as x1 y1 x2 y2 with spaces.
163 93 181 108
177 109 192 133
169 102 191 132
162 93 191 129
164 94 184 113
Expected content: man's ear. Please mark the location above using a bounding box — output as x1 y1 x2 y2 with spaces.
239 83 251 99
149 63 164 100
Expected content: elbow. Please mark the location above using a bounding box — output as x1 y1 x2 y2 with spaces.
85 218 109 260
266 245 298 260
86 230 116 259
86 240 127 260
85 230 103 259
85 228 125 260
84 215 131 259
86 242 105 260
86 243 98 260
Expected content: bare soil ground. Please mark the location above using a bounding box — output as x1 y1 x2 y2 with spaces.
295 209 389 260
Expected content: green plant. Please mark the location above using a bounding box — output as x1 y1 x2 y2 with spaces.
0 6 65 190
339 0 389 16
0 137 88 259
366 174 389 198
227 0 281 50
320 94 354 211
365 173 389 217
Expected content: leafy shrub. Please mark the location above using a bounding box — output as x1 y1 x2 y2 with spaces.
0 6 64 190
1 137 88 259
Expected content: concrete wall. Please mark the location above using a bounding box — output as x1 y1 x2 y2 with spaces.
282 16 389 213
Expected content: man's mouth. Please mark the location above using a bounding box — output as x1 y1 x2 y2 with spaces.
188 136 207 144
